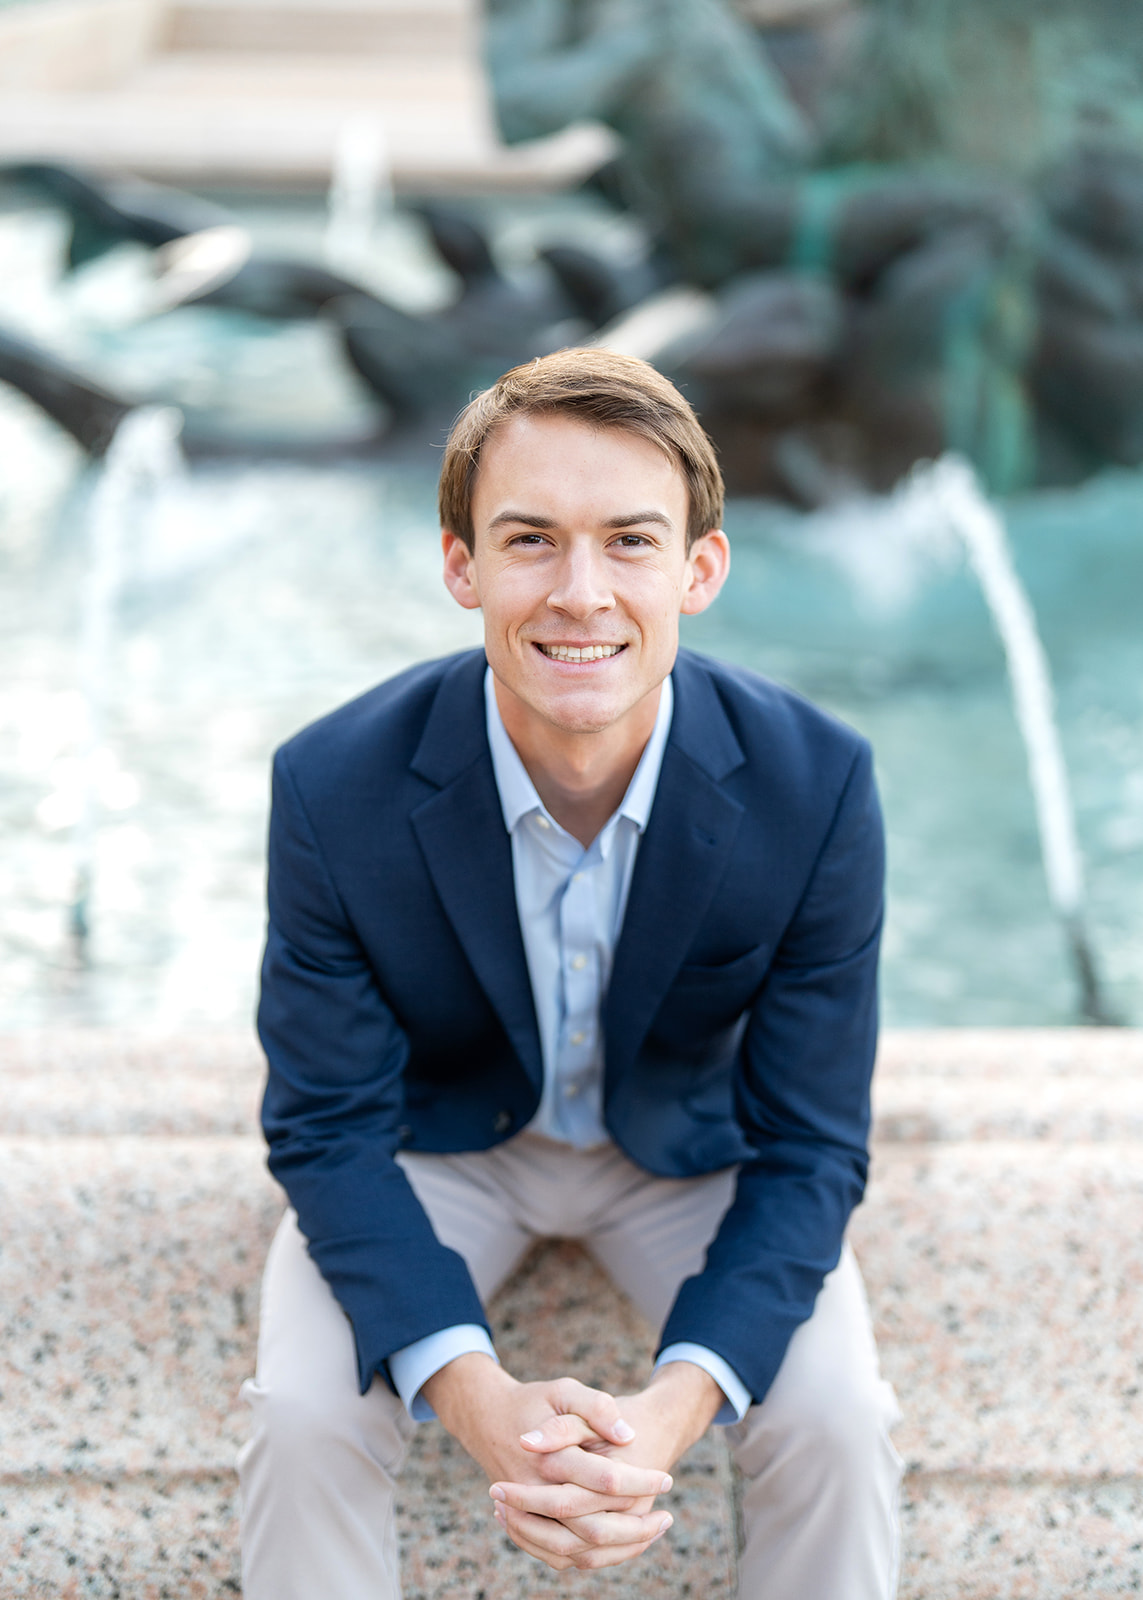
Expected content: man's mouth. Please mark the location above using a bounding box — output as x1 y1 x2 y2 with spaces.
535 643 626 662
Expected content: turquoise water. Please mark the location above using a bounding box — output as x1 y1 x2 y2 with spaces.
1 192 1140 1028
690 480 1143 1027
3 428 1140 1029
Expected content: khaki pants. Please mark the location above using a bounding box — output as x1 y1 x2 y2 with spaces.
239 1132 902 1599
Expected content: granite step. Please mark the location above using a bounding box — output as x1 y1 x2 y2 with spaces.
1 1029 1141 1597
0 1137 735 1599
6 1026 1142 1140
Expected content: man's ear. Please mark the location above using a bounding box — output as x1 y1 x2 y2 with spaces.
680 529 731 616
441 530 482 611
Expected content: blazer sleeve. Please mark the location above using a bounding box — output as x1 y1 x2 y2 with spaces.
257 745 490 1394
657 738 884 1405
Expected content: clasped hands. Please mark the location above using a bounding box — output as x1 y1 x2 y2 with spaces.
421 1352 723 1572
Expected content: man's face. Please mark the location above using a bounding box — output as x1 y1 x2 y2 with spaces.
442 413 729 742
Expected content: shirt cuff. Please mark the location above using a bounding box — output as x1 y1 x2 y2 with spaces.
388 1325 499 1422
654 1342 752 1425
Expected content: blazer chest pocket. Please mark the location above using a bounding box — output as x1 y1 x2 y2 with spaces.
655 942 772 1054
672 941 772 995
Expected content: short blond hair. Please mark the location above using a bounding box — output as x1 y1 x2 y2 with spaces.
439 347 723 551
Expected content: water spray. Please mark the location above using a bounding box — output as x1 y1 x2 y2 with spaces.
914 455 1117 1025
324 114 393 283
71 405 185 962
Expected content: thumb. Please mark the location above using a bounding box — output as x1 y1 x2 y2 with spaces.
519 1380 636 1452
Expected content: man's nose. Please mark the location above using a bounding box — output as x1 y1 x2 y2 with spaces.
547 543 616 617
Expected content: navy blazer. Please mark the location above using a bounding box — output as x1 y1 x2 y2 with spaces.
258 647 884 1405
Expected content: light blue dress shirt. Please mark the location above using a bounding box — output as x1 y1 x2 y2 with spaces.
388 670 750 1425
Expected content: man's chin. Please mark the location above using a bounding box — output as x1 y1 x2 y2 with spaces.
493 658 660 740
527 685 634 737
539 702 623 736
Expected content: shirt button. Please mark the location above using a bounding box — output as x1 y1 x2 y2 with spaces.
572 871 584 882
535 816 551 830
569 1030 586 1046
564 1082 580 1098
571 953 587 971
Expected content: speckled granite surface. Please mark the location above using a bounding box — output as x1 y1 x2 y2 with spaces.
900 1476 1143 1599
854 1143 1143 1478
2 1029 1141 1597
871 1028 1143 1142
0 1031 263 1136
7 1025 1141 1140
0 1477 243 1600
1 1138 274 1477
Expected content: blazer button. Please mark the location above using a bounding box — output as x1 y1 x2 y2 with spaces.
493 1109 513 1134
397 1125 412 1145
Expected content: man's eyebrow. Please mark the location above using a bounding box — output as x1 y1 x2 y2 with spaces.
603 510 674 530
486 510 559 530
486 509 675 531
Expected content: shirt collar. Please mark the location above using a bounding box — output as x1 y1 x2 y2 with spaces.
484 666 674 838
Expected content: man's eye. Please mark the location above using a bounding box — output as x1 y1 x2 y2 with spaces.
509 533 548 545
614 534 651 547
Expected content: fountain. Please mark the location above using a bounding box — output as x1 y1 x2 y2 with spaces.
323 114 393 286
1 166 1139 1029
70 404 186 960
815 454 1118 1025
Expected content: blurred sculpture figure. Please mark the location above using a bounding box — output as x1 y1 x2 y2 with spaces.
487 0 811 286
11 0 1143 507
485 0 1013 292
483 0 1143 502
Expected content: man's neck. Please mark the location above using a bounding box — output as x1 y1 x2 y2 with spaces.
494 680 663 849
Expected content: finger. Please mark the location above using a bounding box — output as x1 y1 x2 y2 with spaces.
491 1480 643 1520
523 1378 637 1450
561 1507 674 1549
499 1502 671 1552
519 1412 602 1453
511 1533 660 1573
536 1447 673 1501
493 1512 574 1573
494 1503 672 1571
492 1503 584 1565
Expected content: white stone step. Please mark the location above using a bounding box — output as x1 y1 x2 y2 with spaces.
2 1030 1141 1596
0 0 616 186
165 0 471 58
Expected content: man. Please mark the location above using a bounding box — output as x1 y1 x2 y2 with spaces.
239 348 902 1598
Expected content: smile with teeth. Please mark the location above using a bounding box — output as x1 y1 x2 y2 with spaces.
536 643 626 662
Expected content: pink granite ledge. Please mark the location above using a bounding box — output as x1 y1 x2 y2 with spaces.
872 1030 1143 1142
4 1028 1142 1141
3 1027 1142 1599
0 1031 262 1137
0 1234 735 1600
853 1142 1143 1478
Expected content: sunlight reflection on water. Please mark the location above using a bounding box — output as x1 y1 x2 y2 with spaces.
1 193 1141 1029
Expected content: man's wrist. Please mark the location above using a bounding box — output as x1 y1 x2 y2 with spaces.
655 1342 751 1424
635 1360 726 1462
390 1325 499 1422
422 1350 517 1443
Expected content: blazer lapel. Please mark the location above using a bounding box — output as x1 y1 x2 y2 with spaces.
409 654 543 1090
605 654 747 1079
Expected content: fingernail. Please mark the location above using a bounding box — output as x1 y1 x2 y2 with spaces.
657 1514 673 1536
520 1429 543 1446
493 1505 505 1523
660 1474 673 1493
489 1485 506 1501
613 1419 635 1442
